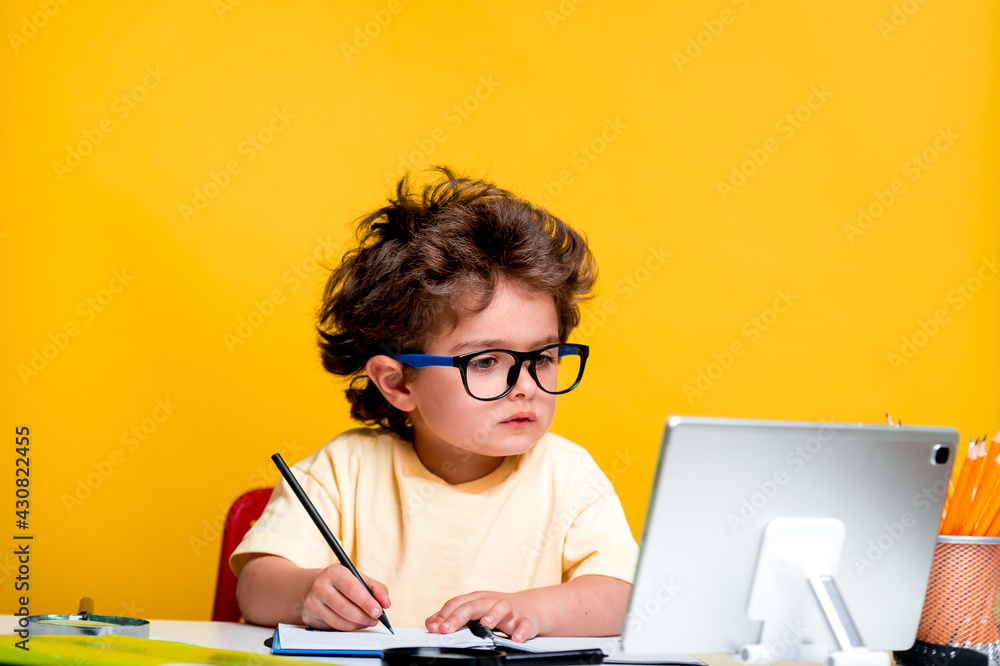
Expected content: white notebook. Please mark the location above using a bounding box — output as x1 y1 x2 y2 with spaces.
271 623 701 664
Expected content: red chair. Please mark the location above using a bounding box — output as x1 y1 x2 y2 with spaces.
212 488 274 622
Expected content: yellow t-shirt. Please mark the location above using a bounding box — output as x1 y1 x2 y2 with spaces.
231 428 638 627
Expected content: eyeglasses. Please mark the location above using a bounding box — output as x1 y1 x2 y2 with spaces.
394 343 589 402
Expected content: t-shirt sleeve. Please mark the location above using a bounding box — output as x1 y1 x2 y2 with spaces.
229 454 341 578
561 462 639 584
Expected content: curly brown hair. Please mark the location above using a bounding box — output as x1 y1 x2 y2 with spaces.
317 167 596 438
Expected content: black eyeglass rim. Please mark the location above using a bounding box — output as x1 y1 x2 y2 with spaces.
451 343 589 402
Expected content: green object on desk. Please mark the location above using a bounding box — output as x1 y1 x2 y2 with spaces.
0 633 333 665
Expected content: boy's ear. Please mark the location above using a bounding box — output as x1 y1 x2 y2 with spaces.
365 355 416 412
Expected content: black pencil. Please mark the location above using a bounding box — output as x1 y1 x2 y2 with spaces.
271 453 394 634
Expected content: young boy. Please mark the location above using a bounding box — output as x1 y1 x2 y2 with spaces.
232 168 638 641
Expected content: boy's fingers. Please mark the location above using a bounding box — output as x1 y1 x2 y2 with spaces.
362 574 391 608
436 606 473 632
439 598 505 633
480 600 512 630
432 597 463 620
510 618 534 643
495 614 537 644
317 570 381 626
435 591 489 622
303 592 372 631
303 604 366 631
425 611 454 632
337 570 385 620
374 589 391 609
307 613 374 631
426 591 496 632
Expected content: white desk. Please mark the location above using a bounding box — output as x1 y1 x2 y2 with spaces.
6 616 785 666
149 617 273 652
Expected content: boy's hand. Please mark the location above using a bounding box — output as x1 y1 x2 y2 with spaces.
426 590 541 643
302 565 391 631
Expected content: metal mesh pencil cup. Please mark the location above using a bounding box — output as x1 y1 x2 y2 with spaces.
916 536 1000 666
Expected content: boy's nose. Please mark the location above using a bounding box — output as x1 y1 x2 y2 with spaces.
508 360 537 398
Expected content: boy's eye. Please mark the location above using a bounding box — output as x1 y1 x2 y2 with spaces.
535 350 559 366
468 355 501 372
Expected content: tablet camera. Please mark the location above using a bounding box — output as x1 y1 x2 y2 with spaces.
931 444 950 465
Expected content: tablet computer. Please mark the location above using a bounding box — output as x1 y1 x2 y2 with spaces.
622 416 957 657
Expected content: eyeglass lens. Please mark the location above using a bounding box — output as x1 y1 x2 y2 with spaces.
464 347 583 399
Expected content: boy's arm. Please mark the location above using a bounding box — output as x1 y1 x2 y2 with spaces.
237 554 390 629
426 574 631 641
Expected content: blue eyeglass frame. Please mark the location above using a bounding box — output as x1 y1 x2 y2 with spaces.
394 343 589 402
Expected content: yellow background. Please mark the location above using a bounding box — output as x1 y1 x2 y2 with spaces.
1 1 997 621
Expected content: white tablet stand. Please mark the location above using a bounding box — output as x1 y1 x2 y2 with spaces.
739 517 892 666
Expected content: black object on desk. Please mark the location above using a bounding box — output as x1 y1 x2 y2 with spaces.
384 647 507 666
894 640 989 666
383 646 604 666
501 649 605 664
465 620 605 665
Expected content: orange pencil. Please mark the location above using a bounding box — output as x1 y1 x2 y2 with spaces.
940 439 987 535
969 434 1000 536
957 437 990 533
945 436 973 510
980 429 1000 536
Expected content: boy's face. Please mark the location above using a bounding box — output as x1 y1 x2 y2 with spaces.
406 280 560 482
